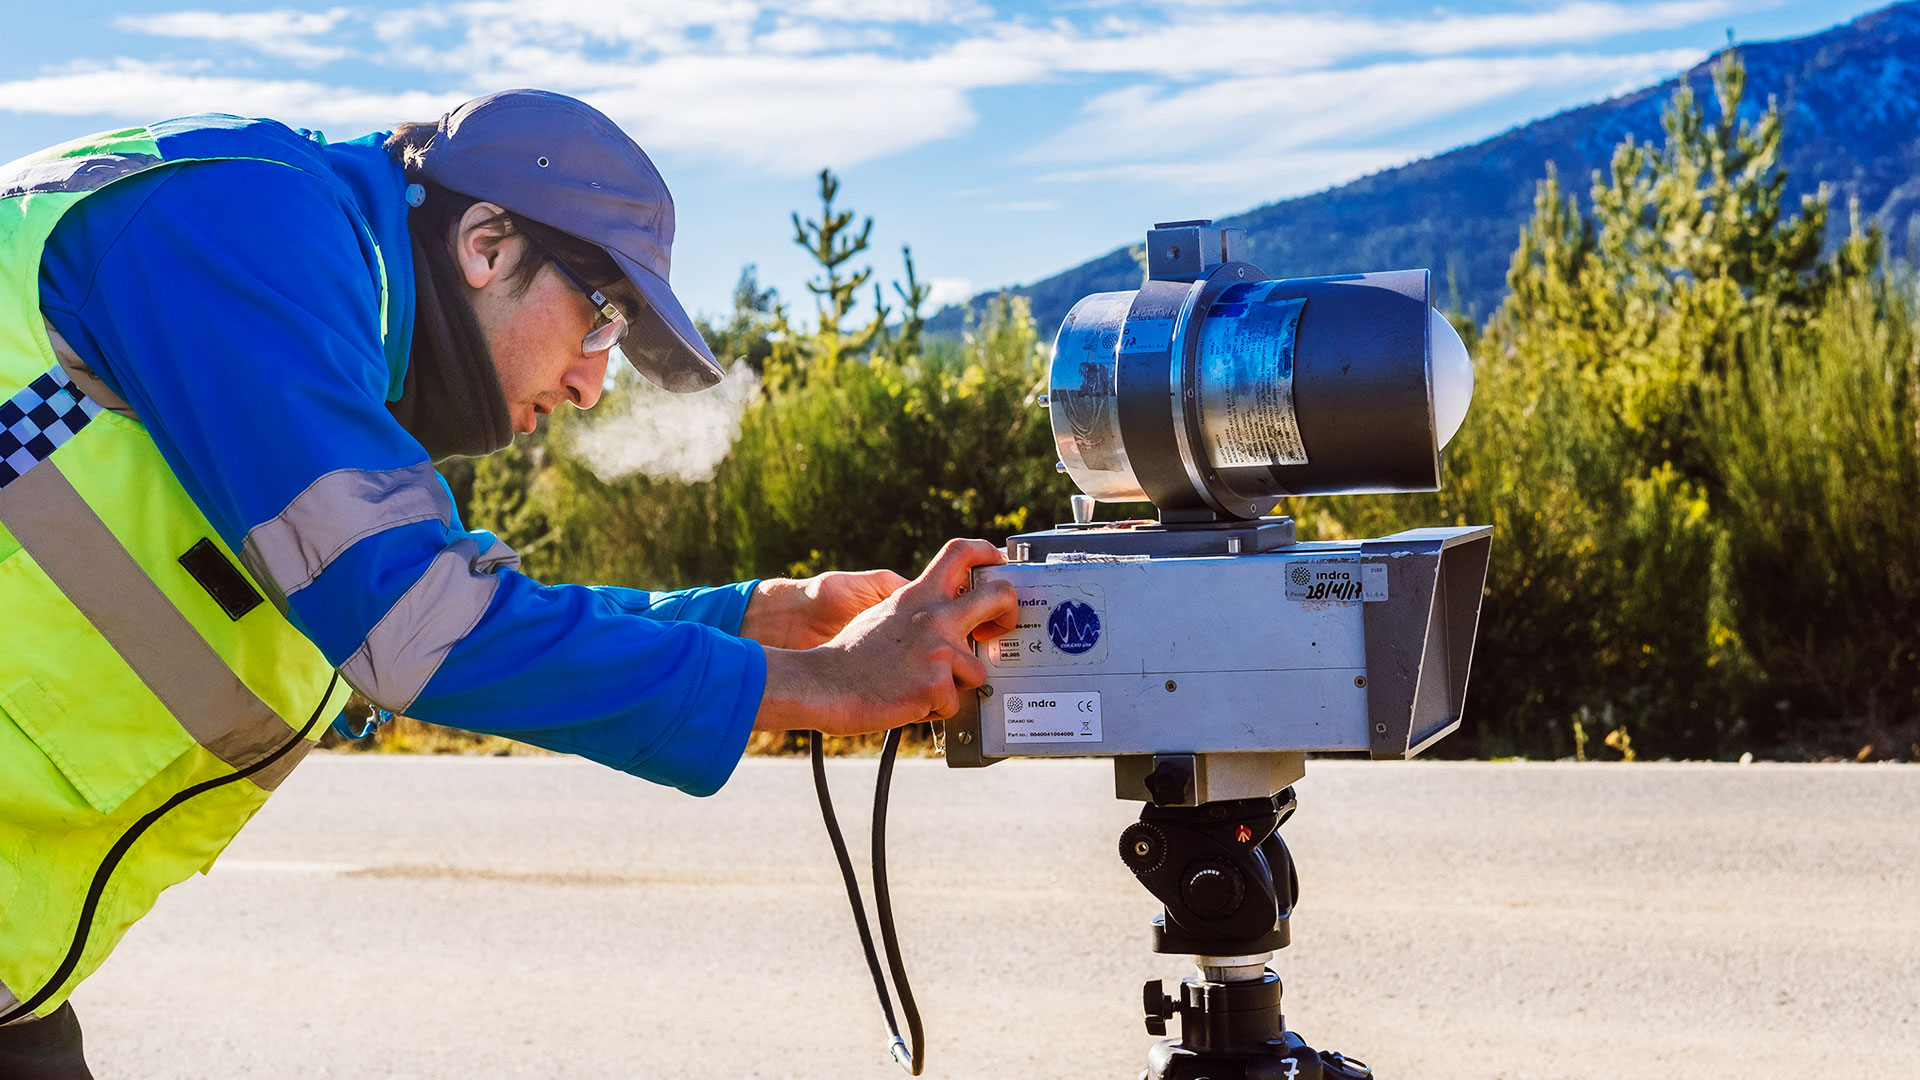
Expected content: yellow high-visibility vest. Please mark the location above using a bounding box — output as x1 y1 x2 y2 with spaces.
0 123 361 1021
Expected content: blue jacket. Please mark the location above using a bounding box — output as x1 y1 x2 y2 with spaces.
35 116 765 796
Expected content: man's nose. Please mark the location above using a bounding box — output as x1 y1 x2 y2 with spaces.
566 354 609 410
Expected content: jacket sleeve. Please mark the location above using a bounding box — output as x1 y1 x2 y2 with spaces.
593 583 760 633
37 158 762 796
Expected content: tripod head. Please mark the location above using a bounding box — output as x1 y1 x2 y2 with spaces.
1120 788 1298 956
1118 777 1375 1080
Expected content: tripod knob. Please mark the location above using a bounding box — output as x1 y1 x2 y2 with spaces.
1180 856 1246 919
1119 823 1167 874
1141 979 1177 1037
1143 760 1193 805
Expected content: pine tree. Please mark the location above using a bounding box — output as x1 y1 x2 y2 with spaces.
701 264 793 376
791 168 877 365
891 245 932 361
1502 51 1838 480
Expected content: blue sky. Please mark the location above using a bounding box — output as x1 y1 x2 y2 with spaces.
0 1 1888 327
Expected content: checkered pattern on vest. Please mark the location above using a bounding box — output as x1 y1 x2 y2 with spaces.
0 368 103 489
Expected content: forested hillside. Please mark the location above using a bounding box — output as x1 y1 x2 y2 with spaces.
930 2 1920 341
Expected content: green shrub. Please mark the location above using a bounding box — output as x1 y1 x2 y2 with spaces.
408 55 1918 762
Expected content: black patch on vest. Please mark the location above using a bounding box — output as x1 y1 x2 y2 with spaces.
179 538 264 622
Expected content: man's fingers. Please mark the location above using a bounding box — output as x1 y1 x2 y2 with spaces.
942 577 1019 641
925 677 961 723
950 645 988 692
808 541 1016 734
970 599 1021 643
918 538 1006 597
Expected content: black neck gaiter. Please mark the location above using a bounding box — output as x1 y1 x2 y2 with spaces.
389 229 514 461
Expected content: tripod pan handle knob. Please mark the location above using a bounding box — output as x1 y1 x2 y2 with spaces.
1142 979 1176 1037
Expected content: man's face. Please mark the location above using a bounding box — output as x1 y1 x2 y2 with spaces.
454 202 636 434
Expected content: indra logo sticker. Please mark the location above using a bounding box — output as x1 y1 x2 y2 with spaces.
992 585 1106 667
1047 600 1101 654
1284 558 1389 603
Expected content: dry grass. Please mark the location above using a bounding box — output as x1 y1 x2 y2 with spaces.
745 725 943 758
321 692 943 759
320 714 536 755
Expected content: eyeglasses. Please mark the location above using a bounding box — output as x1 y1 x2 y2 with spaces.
548 258 630 356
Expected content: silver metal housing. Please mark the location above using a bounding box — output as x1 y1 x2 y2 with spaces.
943 524 1492 782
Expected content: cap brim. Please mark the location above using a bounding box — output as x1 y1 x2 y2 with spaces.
609 250 725 393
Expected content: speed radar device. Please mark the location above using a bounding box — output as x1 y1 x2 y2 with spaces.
945 219 1487 776
940 220 1493 1080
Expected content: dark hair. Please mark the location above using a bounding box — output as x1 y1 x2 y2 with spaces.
386 121 624 296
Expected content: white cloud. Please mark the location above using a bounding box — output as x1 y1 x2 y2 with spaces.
926 0 1737 81
114 7 356 63
1029 49 1708 167
1023 44 1707 212
584 54 984 170
778 0 991 22
16 1 1728 184
923 275 975 309
756 18 901 54
0 60 458 130
1394 1 1737 56
1035 147 1408 196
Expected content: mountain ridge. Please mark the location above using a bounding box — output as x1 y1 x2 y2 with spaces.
929 2 1920 338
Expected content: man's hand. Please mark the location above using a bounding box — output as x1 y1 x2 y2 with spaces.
755 539 1020 737
739 569 909 650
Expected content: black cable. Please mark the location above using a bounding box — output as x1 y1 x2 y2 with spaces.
0 672 343 1027
810 735 900 1037
870 727 925 1072
811 729 924 1074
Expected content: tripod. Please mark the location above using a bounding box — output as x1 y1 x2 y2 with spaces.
1119 784 1373 1080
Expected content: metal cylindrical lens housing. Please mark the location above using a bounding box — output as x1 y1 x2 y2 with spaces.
1047 290 1146 501
1193 269 1440 508
1049 266 1450 519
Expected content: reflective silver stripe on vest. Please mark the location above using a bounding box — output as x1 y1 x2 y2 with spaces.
240 463 454 605
0 462 315 789
0 978 24 1026
0 152 161 199
342 535 519 713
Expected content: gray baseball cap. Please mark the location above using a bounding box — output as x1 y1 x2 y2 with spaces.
411 89 724 393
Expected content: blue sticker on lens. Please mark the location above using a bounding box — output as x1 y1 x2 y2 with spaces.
1048 600 1101 655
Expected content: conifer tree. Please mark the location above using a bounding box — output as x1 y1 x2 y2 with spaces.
791 168 877 365
702 264 795 377
1498 51 1842 482
864 281 893 356
892 245 932 361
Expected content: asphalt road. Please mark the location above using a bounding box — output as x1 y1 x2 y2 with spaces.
68 756 1920 1079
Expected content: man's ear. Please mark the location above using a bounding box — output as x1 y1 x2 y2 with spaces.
453 201 524 290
